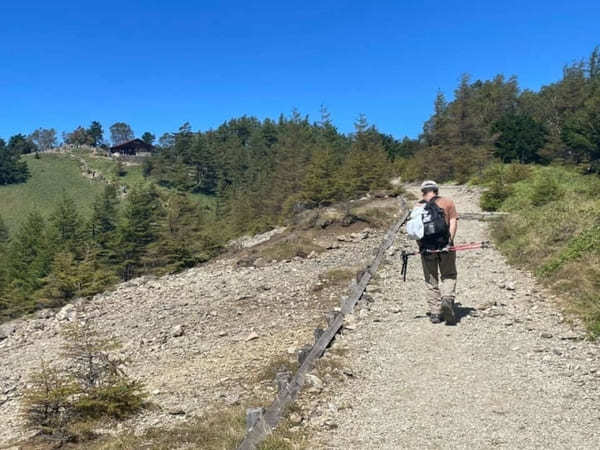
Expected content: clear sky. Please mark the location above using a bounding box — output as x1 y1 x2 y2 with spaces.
1 1 599 141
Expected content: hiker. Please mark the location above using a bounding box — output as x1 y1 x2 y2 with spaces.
410 181 459 324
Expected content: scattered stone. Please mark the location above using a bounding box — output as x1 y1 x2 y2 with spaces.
56 304 75 321
245 332 259 342
541 332 553 339
0 324 16 341
290 413 303 425
343 316 357 331
171 325 184 338
36 309 55 319
306 374 324 391
167 407 186 415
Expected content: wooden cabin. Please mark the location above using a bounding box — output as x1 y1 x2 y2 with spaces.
109 139 153 156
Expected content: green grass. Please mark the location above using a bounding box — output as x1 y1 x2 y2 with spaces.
0 153 105 233
77 152 144 187
75 151 216 211
485 164 600 335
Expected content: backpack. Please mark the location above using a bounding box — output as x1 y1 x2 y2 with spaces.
420 196 450 250
406 205 425 240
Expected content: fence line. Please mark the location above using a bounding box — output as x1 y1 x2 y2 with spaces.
237 198 410 450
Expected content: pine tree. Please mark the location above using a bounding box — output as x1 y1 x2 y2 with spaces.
0 138 30 185
115 185 162 280
49 193 84 255
188 134 219 194
8 211 53 295
90 184 119 262
42 252 80 302
42 248 117 304
76 247 117 296
337 130 391 197
147 193 210 273
301 147 341 204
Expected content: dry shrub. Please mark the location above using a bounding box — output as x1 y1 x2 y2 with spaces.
312 267 357 292
257 238 324 262
90 407 247 450
21 321 146 444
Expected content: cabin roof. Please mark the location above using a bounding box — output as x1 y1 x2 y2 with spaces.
109 139 153 152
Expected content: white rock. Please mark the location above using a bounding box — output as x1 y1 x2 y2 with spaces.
171 325 184 337
0 324 16 341
245 332 259 342
305 374 324 390
56 304 75 321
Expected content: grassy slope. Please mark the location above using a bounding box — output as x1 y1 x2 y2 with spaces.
0 153 105 232
0 152 216 235
486 165 600 334
77 151 216 210
77 151 145 187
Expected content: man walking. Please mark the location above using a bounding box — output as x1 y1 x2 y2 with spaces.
416 181 459 325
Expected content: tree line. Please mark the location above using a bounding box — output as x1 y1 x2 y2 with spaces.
2 45 599 322
398 46 600 181
0 113 396 322
141 110 398 235
0 184 219 321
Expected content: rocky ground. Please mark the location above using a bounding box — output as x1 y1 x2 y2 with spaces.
0 197 399 447
304 185 600 449
2 186 599 449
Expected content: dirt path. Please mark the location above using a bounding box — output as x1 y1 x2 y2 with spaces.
312 185 600 449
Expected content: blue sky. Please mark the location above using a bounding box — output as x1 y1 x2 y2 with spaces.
1 0 599 141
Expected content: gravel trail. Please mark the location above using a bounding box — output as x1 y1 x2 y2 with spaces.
314 185 600 449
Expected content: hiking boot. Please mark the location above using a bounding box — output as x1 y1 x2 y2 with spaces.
440 297 456 325
428 313 442 324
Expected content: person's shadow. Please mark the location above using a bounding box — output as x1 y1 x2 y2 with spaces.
453 302 477 324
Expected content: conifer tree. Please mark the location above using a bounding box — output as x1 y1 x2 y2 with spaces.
0 138 30 185
301 147 341 204
49 193 84 255
42 252 80 302
338 127 390 196
8 211 53 296
115 184 162 280
90 184 119 262
76 247 117 296
188 134 219 194
147 193 209 273
43 248 116 304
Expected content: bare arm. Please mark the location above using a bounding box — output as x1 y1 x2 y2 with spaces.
449 217 458 244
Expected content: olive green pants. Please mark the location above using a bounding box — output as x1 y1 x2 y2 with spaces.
421 251 457 315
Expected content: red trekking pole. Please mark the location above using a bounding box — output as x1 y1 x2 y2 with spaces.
400 241 490 281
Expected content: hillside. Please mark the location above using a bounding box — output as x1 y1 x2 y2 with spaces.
0 196 399 447
2 188 599 449
0 153 105 232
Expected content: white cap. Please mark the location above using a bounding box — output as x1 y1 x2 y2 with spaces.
420 180 438 191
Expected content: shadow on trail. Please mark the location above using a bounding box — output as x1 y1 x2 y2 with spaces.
453 303 477 324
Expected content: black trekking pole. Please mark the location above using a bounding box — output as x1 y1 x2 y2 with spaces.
400 250 418 282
